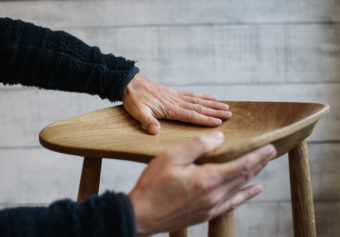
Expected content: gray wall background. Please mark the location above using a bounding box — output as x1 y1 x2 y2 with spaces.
1 1 340 236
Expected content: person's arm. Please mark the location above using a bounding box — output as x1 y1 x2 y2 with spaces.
0 17 138 102
0 192 136 237
0 17 233 135
0 132 276 237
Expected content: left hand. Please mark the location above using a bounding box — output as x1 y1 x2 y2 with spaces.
122 74 232 135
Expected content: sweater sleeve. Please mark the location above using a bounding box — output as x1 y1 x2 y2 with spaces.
0 17 139 102
0 192 137 237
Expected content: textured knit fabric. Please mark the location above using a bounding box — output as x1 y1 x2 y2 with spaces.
0 17 139 101
0 192 137 237
0 17 139 236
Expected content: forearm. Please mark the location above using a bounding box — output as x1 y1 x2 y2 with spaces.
0 17 139 101
0 192 136 237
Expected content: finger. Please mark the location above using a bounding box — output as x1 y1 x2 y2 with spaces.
205 161 268 204
180 96 229 111
210 184 262 218
194 175 247 211
179 90 217 101
168 106 222 126
125 105 160 135
180 101 232 120
167 131 225 164
206 144 277 185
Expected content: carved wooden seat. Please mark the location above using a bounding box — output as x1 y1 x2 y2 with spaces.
39 101 329 237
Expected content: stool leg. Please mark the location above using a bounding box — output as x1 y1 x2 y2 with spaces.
208 211 233 237
169 229 187 237
288 140 316 237
77 157 102 202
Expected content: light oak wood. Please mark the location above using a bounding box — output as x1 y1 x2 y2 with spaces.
169 229 188 237
208 211 233 237
289 141 316 237
39 101 328 236
40 101 329 164
2 84 338 148
77 157 102 202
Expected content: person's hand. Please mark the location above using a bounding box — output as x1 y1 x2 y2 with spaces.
122 74 231 135
129 131 277 235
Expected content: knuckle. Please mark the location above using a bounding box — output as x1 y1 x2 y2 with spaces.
206 193 223 210
205 198 218 210
193 97 199 104
202 166 219 185
186 111 193 121
195 104 203 113
225 198 238 211
256 146 272 160
191 179 203 191
204 210 214 222
165 104 177 119
193 135 206 146
193 135 208 151
241 162 252 181
192 178 205 191
192 175 210 192
198 211 211 222
256 149 268 159
229 201 238 211
206 202 221 221
161 148 175 159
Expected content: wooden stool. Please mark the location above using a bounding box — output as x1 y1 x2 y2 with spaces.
39 101 328 237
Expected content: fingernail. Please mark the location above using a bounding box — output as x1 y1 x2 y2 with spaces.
221 103 229 110
212 131 224 140
266 144 277 158
214 118 222 124
225 111 232 117
149 125 159 135
208 95 217 100
254 185 263 194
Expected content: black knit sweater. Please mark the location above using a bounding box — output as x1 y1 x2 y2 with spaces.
0 18 139 236
0 17 139 101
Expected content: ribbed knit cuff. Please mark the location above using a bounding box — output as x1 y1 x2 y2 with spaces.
115 193 137 237
116 66 140 101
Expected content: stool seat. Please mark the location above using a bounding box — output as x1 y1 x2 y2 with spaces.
38 100 329 237
39 101 328 164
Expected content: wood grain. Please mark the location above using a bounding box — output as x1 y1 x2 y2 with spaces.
39 101 329 164
0 83 338 148
169 229 187 237
0 1 337 236
77 157 102 202
208 212 233 237
289 141 316 237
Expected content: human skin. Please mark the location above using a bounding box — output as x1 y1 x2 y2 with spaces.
122 73 232 135
123 74 276 235
129 132 277 236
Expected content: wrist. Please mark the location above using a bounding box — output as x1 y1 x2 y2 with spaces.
129 190 152 236
123 73 143 95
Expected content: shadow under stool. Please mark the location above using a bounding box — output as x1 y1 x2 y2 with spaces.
39 101 329 237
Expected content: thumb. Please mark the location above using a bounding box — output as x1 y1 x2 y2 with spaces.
135 107 160 135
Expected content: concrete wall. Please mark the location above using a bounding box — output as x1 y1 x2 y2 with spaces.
0 1 339 236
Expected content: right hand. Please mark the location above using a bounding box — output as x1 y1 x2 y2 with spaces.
129 131 277 236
